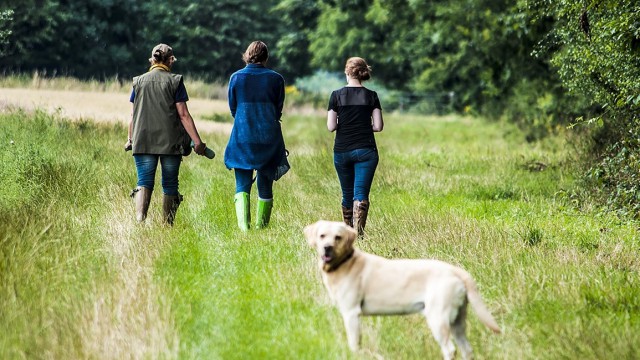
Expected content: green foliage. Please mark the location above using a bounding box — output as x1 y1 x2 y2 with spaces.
0 0 146 79
142 0 281 81
272 0 321 81
0 9 11 55
585 120 640 219
533 0 640 217
310 0 412 89
306 0 583 126
544 0 640 114
0 0 283 81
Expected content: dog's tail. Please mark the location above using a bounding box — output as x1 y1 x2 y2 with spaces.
453 267 501 334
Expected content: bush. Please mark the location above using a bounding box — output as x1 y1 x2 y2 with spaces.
584 115 640 218
542 0 640 216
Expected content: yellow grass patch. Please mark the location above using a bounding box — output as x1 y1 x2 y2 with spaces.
0 87 232 134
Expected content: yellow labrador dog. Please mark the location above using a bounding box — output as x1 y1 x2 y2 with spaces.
304 220 500 360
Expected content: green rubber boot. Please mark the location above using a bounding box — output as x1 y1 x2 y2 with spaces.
234 192 250 231
256 198 273 229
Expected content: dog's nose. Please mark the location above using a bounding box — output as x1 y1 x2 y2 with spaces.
324 245 333 255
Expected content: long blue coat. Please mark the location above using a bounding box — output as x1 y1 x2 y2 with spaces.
224 64 287 180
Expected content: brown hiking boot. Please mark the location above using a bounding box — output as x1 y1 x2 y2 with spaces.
353 199 369 237
342 206 353 228
131 187 152 222
163 193 183 226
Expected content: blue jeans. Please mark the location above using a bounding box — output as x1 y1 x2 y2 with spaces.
334 148 379 208
235 169 274 199
134 154 182 195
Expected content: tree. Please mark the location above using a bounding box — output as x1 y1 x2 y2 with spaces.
272 0 321 81
0 9 12 56
0 0 63 72
141 0 282 82
308 0 564 120
309 1 395 84
542 0 640 117
0 0 284 81
0 0 145 79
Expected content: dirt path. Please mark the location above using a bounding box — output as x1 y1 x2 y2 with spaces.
0 87 233 134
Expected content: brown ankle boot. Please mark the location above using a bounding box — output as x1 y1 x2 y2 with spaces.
353 199 369 237
163 194 183 226
342 206 353 228
131 187 152 222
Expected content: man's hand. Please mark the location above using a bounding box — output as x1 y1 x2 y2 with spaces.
124 138 132 151
193 141 206 156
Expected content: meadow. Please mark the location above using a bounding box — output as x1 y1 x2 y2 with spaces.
1 101 638 359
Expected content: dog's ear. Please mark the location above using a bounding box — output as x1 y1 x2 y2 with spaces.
344 224 357 248
303 222 318 247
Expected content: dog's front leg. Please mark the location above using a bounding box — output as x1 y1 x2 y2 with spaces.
341 308 361 351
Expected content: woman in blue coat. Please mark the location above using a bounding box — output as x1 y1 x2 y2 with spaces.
224 41 287 231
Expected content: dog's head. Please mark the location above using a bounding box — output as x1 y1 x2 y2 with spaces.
304 220 357 271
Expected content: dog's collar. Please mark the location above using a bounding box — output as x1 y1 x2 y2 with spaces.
324 249 355 273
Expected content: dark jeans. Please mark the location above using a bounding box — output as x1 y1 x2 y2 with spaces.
333 148 379 208
235 169 274 200
134 154 182 195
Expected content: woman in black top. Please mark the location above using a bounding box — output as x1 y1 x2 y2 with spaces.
327 57 384 236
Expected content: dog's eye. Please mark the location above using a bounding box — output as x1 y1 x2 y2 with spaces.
319 234 326 239
335 236 342 242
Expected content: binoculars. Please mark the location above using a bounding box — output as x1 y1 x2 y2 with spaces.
191 141 216 159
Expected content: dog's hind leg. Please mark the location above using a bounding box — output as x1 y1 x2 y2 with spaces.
425 311 456 360
452 302 473 360
425 280 466 360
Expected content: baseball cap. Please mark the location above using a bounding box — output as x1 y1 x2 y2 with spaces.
150 43 177 62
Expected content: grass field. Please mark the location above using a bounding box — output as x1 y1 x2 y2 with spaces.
1 103 638 359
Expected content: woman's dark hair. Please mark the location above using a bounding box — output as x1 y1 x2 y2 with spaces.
345 57 372 81
242 41 269 64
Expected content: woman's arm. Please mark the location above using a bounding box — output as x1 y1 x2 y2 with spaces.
228 76 237 118
277 76 285 120
128 104 134 139
124 104 134 150
176 102 206 155
327 110 338 132
372 108 384 132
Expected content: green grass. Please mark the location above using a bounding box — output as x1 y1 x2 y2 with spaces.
0 108 638 359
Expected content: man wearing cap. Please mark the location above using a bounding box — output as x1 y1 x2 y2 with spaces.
125 43 207 226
